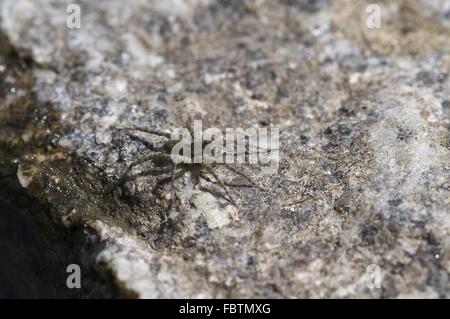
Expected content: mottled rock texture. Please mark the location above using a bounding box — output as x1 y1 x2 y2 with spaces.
0 0 449 298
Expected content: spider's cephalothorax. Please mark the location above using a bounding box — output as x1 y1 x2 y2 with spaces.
85 124 265 208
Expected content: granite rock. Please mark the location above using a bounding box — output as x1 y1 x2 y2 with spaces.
0 0 449 298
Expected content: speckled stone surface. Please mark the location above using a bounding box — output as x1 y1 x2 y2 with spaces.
0 0 449 298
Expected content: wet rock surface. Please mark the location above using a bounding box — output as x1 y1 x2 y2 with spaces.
0 0 449 298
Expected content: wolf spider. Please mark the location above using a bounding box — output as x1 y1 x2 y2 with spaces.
83 125 265 208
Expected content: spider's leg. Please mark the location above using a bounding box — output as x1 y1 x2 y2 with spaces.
151 176 172 196
200 172 253 188
104 153 166 191
198 172 214 184
100 153 173 195
126 134 157 150
202 166 237 207
168 163 184 210
284 193 315 207
97 167 170 195
116 127 171 139
198 185 236 205
221 163 264 190
156 168 186 230
122 153 166 175
93 166 172 195
124 166 173 181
